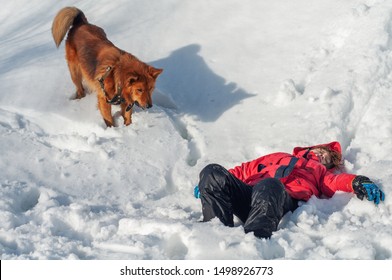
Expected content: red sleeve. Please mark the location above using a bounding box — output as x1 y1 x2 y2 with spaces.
320 171 356 197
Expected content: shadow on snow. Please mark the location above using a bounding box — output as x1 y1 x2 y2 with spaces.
152 44 256 122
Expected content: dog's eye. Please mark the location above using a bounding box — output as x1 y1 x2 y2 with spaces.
137 88 143 94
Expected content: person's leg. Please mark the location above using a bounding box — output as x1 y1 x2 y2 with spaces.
244 178 298 238
198 164 252 226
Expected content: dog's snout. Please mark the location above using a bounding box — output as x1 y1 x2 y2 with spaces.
134 101 152 110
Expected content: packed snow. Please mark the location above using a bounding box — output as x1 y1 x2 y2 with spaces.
1 0 392 260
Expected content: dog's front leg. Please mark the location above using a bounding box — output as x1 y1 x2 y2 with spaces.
97 95 114 127
121 104 132 126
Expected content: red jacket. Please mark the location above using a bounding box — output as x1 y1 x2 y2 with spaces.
228 141 356 201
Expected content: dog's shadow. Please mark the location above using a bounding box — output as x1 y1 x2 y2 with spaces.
152 44 255 122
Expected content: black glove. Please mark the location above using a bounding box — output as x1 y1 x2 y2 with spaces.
352 176 385 205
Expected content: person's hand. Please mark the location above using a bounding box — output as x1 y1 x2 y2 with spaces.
194 185 200 199
352 176 385 205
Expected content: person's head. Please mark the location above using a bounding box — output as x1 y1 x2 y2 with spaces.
310 146 342 169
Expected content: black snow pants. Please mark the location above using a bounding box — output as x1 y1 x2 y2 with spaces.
198 163 298 238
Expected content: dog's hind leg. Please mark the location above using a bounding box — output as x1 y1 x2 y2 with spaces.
65 43 85 99
68 63 85 99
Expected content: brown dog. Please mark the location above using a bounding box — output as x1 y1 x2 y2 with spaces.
52 7 163 127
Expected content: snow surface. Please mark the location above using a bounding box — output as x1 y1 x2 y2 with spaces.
1 0 392 260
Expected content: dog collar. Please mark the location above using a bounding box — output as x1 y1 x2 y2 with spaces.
98 66 126 105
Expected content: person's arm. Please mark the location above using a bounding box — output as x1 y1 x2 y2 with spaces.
321 171 356 198
322 172 385 204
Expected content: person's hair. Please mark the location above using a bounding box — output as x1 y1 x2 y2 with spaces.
318 146 342 169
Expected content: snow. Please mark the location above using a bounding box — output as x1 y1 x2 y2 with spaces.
1 0 392 260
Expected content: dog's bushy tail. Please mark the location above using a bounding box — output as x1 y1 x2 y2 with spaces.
52 7 87 48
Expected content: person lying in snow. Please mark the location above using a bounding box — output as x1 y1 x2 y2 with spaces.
194 141 385 238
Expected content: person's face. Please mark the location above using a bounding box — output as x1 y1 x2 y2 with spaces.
311 148 332 167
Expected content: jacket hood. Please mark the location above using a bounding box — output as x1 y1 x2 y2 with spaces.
292 141 342 156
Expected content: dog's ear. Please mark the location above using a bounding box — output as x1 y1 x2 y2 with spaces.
148 66 163 79
129 75 139 84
